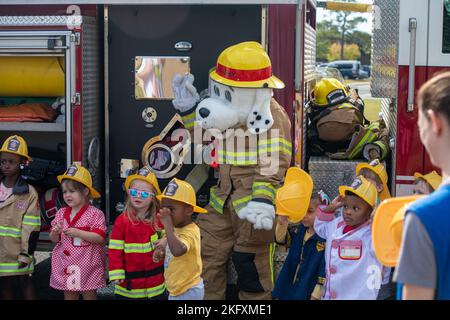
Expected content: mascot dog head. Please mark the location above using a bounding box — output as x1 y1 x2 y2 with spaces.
196 42 284 135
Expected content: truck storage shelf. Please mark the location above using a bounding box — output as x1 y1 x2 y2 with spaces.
0 122 65 132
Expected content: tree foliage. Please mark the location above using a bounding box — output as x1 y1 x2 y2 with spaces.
317 0 372 63
327 43 361 61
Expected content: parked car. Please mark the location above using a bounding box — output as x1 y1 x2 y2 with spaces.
362 65 371 77
328 60 363 79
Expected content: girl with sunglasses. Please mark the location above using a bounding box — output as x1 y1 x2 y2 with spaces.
108 167 167 300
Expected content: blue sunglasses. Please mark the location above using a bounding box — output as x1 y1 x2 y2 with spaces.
129 188 155 199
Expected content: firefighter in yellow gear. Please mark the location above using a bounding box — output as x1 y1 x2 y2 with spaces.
171 42 292 300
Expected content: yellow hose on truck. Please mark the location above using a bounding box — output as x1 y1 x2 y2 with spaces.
0 57 65 97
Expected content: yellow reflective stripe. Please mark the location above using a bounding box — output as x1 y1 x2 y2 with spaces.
150 234 159 242
23 215 41 227
114 282 166 298
181 112 196 129
209 187 224 214
269 243 275 285
0 262 33 273
218 150 258 166
108 239 125 250
124 242 156 254
232 195 252 212
252 183 276 201
258 138 292 149
219 150 258 157
258 138 292 156
349 130 377 159
0 226 21 238
184 121 195 129
218 158 258 166
253 189 276 200
109 269 125 280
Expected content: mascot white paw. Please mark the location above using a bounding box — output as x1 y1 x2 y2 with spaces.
172 74 200 113
237 201 275 230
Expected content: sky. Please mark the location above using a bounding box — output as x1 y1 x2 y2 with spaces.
316 0 373 35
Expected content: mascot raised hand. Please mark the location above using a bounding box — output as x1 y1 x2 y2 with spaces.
172 42 291 300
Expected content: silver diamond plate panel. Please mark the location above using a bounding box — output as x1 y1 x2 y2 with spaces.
0 16 83 26
308 156 369 200
81 17 103 198
304 23 316 82
371 0 400 98
380 97 397 194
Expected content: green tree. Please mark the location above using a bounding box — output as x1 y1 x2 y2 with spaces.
328 43 361 61
335 0 367 60
316 20 340 62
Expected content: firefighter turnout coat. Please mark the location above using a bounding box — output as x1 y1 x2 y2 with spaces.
108 212 166 299
0 176 40 276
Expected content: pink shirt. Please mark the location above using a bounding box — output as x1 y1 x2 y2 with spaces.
0 182 13 202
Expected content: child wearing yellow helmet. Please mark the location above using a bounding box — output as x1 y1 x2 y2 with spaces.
413 171 442 195
314 176 390 300
49 163 106 300
356 159 392 203
108 166 167 300
154 178 206 300
273 189 329 300
0 135 39 299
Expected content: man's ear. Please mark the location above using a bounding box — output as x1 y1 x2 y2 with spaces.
247 89 273 135
427 109 444 136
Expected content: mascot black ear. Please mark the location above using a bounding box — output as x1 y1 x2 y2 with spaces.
247 89 273 135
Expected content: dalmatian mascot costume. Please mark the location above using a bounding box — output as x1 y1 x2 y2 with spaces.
172 42 291 300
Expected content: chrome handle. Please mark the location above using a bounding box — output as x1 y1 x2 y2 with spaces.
407 18 417 113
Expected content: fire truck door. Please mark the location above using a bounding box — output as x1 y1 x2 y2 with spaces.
395 0 430 195
422 0 450 173
107 5 262 222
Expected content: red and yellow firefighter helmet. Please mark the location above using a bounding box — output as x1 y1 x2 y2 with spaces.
209 41 285 89
311 78 349 107
57 163 100 199
0 135 32 161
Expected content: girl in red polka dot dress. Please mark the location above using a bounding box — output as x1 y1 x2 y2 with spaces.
49 163 107 300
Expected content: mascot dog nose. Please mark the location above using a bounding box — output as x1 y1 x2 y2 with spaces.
199 108 210 118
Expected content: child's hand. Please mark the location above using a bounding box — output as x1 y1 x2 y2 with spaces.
52 222 63 234
113 279 125 285
277 215 289 225
153 238 167 263
64 228 81 238
153 247 165 263
158 208 173 227
323 195 344 212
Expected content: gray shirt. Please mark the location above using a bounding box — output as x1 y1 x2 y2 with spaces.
393 213 437 290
